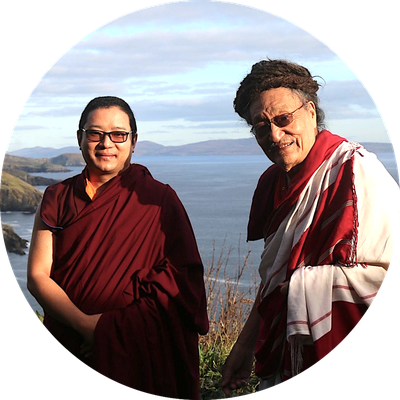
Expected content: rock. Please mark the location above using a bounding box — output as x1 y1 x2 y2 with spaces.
2 223 28 255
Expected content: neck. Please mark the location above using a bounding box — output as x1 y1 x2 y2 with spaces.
86 165 129 191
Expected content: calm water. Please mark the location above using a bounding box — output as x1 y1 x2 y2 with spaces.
2 153 398 312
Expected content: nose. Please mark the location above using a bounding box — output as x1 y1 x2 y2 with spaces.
270 124 285 144
98 133 114 147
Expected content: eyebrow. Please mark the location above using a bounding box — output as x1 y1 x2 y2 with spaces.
253 105 292 125
86 124 130 131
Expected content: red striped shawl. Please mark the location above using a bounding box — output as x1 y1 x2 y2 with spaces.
248 130 395 380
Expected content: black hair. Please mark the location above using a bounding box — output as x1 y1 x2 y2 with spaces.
78 96 137 134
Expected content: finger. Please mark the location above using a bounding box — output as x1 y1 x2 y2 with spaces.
221 368 234 388
235 378 248 388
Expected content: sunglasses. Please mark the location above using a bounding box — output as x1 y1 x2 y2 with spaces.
251 103 306 139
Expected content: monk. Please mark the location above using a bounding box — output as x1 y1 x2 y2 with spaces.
221 59 399 393
27 96 209 399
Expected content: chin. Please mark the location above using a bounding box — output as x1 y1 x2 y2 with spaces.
94 164 113 172
89 163 116 174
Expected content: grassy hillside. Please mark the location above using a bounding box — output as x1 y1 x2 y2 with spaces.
3 154 69 172
0 171 43 212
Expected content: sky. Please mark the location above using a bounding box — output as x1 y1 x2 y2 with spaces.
6 1 390 152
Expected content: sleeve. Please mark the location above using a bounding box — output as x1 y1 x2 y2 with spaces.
39 184 64 232
40 174 86 233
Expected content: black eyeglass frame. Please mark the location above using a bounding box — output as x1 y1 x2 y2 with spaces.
79 128 135 143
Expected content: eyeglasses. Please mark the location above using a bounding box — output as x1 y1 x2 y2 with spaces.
80 128 133 143
251 103 306 139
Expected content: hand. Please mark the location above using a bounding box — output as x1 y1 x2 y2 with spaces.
221 341 254 396
77 313 102 358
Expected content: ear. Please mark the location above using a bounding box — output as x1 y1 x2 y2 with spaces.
77 130 82 148
131 133 138 153
307 101 317 126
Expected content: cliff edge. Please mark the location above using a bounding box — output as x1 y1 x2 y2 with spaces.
2 223 28 255
0 171 43 212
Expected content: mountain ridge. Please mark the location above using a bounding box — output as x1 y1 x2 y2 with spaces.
7 138 396 159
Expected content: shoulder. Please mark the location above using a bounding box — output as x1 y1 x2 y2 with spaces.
40 172 85 230
129 163 182 204
130 163 171 190
42 172 83 202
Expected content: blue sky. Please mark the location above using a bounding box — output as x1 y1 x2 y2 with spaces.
7 1 389 152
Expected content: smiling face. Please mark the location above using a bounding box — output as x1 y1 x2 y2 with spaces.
78 106 137 184
249 87 318 176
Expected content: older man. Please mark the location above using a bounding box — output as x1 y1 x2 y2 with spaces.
27 96 208 399
222 59 399 393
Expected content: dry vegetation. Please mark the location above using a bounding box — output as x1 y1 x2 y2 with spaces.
199 237 260 399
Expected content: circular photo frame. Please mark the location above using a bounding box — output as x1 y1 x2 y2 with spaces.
0 1 400 400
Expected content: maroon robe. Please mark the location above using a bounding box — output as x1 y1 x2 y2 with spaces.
40 163 209 399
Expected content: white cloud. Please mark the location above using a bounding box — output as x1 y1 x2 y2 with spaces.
31 3 335 98
8 1 388 149
320 79 378 120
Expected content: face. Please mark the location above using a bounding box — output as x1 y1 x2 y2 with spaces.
249 87 318 176
77 106 137 181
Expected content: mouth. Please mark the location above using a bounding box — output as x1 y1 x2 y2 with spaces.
268 141 294 152
95 153 116 159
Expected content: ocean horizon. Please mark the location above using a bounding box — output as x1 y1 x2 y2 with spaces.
2 152 398 313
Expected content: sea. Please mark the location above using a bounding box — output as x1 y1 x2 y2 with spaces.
2 153 398 313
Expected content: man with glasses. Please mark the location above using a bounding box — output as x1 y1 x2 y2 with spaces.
27 96 209 399
222 59 399 393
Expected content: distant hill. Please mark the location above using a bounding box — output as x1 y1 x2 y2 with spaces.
8 146 80 158
7 138 396 158
3 154 70 172
134 138 264 156
7 138 264 158
6 138 265 157
50 153 85 166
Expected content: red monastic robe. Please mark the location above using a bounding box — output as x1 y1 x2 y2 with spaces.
40 164 209 399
